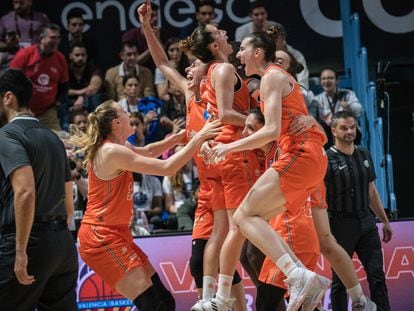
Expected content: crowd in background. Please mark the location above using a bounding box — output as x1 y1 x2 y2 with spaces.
0 0 364 237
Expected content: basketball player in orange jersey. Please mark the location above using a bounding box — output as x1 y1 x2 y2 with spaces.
178 18 261 311
208 28 376 311
239 44 311 292
70 99 220 311
137 3 247 310
242 109 324 311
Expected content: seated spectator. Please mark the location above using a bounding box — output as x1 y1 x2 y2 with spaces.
315 68 363 124
155 37 189 101
118 74 141 113
10 23 68 132
118 76 168 144
314 68 363 146
70 110 88 134
176 184 200 231
58 9 97 62
272 23 310 89
105 41 155 100
138 95 172 144
162 145 198 230
131 172 164 235
128 111 146 147
179 0 217 39
234 1 278 42
160 80 186 122
60 43 102 130
121 2 170 72
0 0 49 69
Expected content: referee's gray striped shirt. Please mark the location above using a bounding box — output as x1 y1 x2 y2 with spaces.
324 146 376 217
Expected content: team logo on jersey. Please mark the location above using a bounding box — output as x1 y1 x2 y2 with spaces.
126 181 133 201
364 160 369 167
37 74 50 86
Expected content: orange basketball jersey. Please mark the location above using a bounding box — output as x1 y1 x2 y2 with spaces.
201 61 251 143
82 154 134 226
260 64 326 148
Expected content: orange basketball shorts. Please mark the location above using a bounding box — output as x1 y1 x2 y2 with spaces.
207 151 260 210
272 140 327 215
78 223 148 289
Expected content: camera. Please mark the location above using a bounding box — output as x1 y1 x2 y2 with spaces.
6 31 17 39
68 159 77 171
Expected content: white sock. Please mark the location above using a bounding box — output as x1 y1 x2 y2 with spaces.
347 283 366 302
202 276 216 300
216 274 233 299
276 253 300 278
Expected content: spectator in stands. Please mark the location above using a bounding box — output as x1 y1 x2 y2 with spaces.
234 1 278 42
131 172 164 235
122 2 170 72
162 144 198 230
70 110 88 133
271 23 310 89
326 111 392 311
105 42 155 100
179 0 217 39
128 111 146 147
60 43 102 131
160 80 186 122
10 23 68 131
315 68 363 125
58 10 96 62
314 68 363 147
176 184 199 231
155 37 190 101
118 74 141 113
0 0 49 69
118 76 169 144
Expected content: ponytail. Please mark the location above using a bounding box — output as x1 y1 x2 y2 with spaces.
178 24 215 63
70 100 118 170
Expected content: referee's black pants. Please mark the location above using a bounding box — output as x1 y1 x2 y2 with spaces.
329 214 391 311
0 224 78 311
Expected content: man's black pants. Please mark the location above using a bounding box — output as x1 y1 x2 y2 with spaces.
329 214 390 311
0 224 78 311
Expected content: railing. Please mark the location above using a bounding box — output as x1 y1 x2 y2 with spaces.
340 0 397 214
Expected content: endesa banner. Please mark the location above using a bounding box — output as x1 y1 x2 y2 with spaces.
76 221 414 310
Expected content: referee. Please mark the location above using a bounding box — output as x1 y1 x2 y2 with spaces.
325 111 392 311
0 69 78 310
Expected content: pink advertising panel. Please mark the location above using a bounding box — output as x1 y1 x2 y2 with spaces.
76 221 414 310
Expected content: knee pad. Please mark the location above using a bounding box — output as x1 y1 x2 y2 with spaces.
189 239 207 288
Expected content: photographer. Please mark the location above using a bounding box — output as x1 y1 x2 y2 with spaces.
67 112 89 238
69 157 88 238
